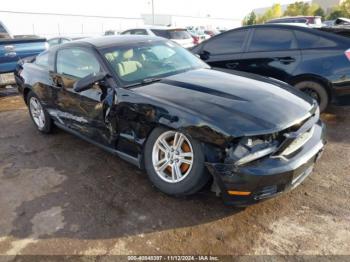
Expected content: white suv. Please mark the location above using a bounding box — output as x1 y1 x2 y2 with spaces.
121 26 195 48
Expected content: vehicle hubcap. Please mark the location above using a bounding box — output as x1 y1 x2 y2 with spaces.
29 97 45 129
152 131 194 183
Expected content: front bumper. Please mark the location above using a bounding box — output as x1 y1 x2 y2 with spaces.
206 120 326 206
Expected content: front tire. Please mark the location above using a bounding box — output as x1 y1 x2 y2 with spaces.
27 91 53 133
144 127 210 196
294 81 329 112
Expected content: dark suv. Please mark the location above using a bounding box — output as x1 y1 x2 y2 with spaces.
191 24 350 111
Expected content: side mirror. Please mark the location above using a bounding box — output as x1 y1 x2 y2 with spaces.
200 50 210 60
73 72 107 93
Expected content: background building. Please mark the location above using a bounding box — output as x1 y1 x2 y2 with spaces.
141 14 240 29
0 10 144 37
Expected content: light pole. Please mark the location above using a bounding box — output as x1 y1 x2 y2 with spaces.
151 0 155 25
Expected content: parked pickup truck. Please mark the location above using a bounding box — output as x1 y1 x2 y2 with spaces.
0 21 47 87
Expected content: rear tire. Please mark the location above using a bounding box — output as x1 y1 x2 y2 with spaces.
144 127 210 196
27 91 53 133
294 81 329 112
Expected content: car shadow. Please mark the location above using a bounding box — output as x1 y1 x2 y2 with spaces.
8 128 241 241
322 105 350 144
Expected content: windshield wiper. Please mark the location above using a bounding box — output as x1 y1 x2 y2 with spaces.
124 77 162 88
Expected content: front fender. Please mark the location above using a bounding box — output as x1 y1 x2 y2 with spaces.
112 88 230 162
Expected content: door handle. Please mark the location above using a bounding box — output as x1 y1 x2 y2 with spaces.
278 57 295 64
226 62 239 69
4 45 15 52
4 52 17 57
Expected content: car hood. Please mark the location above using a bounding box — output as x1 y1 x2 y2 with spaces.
132 68 315 137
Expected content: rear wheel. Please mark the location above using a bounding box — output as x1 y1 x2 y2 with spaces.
27 91 53 133
294 81 329 112
144 128 210 196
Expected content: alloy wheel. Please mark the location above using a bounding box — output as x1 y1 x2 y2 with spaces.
152 131 194 183
29 97 45 129
301 88 320 104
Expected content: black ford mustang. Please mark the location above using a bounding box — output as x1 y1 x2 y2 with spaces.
15 36 326 206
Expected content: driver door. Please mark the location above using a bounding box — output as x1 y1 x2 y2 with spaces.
52 47 111 145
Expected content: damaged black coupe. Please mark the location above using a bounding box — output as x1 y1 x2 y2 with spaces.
15 36 326 206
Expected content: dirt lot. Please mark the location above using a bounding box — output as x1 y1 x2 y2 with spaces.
0 94 349 256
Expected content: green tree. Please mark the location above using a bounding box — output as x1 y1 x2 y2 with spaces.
255 3 283 24
339 0 350 17
308 3 320 16
326 0 350 20
314 7 325 20
327 9 345 20
284 1 311 16
243 11 257 25
266 3 283 19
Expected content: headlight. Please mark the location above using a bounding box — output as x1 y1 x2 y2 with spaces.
226 137 279 166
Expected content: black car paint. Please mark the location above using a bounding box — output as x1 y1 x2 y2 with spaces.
16 36 326 205
191 24 350 104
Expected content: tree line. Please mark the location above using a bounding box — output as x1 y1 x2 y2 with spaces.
243 0 350 25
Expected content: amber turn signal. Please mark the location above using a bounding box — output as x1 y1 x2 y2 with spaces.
227 190 251 196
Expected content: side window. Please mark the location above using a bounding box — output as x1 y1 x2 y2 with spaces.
249 29 297 52
295 30 337 49
151 30 170 39
56 48 101 79
61 38 71 44
121 30 132 35
203 30 248 55
133 29 147 35
35 52 49 69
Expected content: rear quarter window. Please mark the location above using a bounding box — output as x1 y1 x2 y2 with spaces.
249 28 297 51
35 52 49 69
295 30 338 49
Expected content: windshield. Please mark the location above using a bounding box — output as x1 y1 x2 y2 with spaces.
102 40 208 86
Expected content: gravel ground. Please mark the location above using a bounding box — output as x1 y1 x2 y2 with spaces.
0 95 349 256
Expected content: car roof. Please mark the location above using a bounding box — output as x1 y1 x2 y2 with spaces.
63 35 164 49
125 26 187 30
49 36 89 40
270 16 320 20
238 24 316 31
212 24 350 45
267 23 310 27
